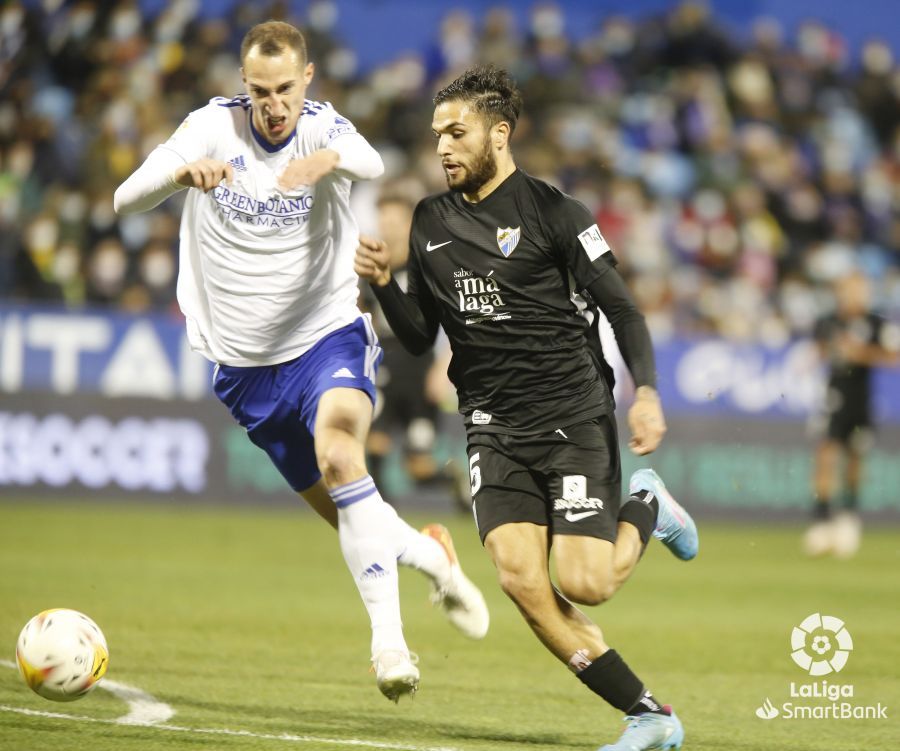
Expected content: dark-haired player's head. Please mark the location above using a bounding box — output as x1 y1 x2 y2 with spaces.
432 66 523 196
240 21 314 145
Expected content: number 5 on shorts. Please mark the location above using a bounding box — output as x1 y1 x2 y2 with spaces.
469 452 482 496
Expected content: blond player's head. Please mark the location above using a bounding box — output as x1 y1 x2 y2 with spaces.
240 21 313 145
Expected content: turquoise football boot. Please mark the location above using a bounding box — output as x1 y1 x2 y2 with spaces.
599 707 684 750
629 469 698 560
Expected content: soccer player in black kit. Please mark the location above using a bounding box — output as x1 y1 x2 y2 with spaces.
356 67 697 750
804 271 900 558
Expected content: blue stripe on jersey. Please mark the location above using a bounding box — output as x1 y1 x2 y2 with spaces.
215 95 251 110
249 115 297 153
301 98 329 117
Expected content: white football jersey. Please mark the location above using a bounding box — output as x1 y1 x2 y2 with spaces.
160 95 367 366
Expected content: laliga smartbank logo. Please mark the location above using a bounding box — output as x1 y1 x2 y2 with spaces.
790 612 852 675
755 613 888 721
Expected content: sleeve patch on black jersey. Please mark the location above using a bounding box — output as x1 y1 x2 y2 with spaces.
577 224 611 261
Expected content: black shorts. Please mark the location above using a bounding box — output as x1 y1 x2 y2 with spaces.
466 415 621 544
821 386 872 446
826 410 874 451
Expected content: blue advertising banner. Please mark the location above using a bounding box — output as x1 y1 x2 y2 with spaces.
0 305 213 400
2 304 898 423
652 339 900 423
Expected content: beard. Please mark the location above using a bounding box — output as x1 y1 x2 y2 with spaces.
446 135 497 194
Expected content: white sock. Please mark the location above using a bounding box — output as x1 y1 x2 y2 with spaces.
395 522 452 587
330 476 408 656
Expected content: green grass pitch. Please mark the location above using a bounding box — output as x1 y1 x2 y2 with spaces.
1 502 897 751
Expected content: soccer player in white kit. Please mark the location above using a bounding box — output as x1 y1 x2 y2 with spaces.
114 20 488 702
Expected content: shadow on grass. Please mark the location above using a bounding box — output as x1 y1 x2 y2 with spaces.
152 693 586 749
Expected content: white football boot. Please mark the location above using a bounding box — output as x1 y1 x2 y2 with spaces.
831 511 862 559
802 520 835 557
421 524 490 640
372 650 419 703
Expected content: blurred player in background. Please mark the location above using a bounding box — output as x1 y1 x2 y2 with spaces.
804 271 900 558
363 190 469 510
114 20 488 702
356 66 697 751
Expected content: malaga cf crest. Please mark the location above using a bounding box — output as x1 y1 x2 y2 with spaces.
496 226 521 257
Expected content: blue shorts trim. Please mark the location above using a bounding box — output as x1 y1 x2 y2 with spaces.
213 316 382 492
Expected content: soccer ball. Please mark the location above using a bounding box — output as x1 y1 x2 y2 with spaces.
16 609 109 702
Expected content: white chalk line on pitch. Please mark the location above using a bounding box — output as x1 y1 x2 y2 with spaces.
0 660 462 751
0 658 174 726
0 705 462 751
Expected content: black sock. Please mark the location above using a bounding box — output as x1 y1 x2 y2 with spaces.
627 689 668 716
813 501 831 520
576 649 668 715
842 489 858 511
618 490 659 548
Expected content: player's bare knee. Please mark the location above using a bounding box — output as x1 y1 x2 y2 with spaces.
558 572 615 607
324 409 364 437
317 436 366 488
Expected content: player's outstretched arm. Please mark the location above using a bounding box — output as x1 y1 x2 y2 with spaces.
355 236 439 355
330 134 383 181
277 150 340 191
114 149 232 214
278 135 383 191
584 270 666 455
836 327 900 367
114 148 185 215
173 158 234 192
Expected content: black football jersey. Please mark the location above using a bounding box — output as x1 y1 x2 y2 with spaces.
405 169 617 434
814 312 884 408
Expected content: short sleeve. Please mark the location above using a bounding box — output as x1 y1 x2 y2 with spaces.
547 195 617 290
159 100 221 164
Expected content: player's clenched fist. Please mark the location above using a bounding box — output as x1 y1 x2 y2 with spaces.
627 386 667 455
277 150 339 191
354 236 392 287
174 159 234 192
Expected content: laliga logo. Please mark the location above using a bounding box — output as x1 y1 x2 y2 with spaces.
790 613 853 676
756 614 886 721
756 613 854 720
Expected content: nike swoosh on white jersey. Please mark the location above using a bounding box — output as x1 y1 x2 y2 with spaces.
426 240 452 252
564 510 599 522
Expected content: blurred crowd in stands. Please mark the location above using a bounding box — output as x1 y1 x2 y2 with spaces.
2 0 899 345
